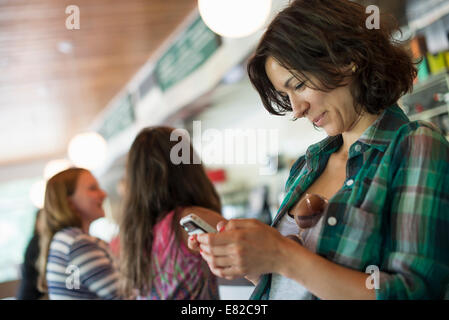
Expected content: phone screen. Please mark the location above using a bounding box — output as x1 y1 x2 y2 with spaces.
182 221 208 234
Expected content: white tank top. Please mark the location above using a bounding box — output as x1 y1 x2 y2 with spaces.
269 212 324 300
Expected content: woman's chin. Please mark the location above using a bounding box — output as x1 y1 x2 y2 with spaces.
94 209 106 220
323 127 337 137
323 124 343 137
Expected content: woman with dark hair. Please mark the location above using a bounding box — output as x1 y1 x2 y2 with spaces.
118 126 224 299
193 0 449 299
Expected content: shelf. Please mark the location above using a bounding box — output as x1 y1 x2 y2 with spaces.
411 72 449 94
408 104 449 121
407 1 449 33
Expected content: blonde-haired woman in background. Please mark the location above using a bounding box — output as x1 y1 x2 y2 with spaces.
37 168 120 299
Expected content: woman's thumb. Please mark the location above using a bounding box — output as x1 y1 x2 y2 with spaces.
217 220 227 232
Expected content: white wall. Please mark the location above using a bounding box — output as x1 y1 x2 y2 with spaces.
195 77 325 154
188 75 327 206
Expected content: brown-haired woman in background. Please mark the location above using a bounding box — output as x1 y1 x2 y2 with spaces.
118 126 224 299
37 168 120 299
193 0 449 299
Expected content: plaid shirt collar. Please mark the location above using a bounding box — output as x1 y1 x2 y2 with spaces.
305 104 409 161
358 104 410 152
275 104 411 226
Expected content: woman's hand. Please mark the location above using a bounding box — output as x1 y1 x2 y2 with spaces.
193 218 377 299
187 221 264 285
182 206 226 254
187 234 200 253
195 219 290 281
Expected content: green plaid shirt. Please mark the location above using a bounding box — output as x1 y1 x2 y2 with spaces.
250 104 449 300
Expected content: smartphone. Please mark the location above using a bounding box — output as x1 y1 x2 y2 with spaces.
180 214 217 235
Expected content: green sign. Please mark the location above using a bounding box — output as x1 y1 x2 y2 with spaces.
155 16 221 91
98 93 135 140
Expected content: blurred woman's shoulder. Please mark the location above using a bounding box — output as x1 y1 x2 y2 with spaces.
52 227 83 244
52 227 107 250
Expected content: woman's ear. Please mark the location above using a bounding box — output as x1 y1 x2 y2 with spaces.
337 63 357 85
344 62 357 74
67 196 78 215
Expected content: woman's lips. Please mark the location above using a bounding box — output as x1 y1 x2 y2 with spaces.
313 112 326 126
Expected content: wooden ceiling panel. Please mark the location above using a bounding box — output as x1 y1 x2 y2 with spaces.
0 0 197 166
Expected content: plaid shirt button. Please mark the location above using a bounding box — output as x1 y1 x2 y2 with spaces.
346 179 354 186
327 217 337 226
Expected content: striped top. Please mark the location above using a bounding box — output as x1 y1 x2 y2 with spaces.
46 227 120 300
251 104 449 300
139 209 219 300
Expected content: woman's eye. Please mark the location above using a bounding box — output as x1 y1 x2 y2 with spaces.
295 82 305 90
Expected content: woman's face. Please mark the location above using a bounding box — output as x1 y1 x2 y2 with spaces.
265 56 360 137
69 171 107 224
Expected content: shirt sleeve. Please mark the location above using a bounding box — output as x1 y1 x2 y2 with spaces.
376 123 449 299
69 235 121 300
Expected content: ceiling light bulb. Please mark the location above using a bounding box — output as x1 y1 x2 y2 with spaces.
198 0 272 38
68 132 107 170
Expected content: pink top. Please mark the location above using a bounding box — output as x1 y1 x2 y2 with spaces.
139 209 219 300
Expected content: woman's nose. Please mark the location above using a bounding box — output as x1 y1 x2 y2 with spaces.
290 94 309 118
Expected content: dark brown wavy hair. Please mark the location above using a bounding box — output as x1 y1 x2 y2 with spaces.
247 0 417 116
118 126 221 297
